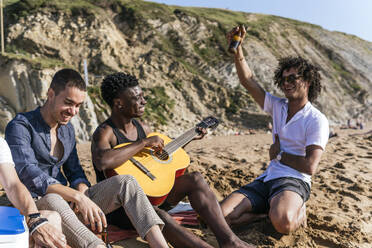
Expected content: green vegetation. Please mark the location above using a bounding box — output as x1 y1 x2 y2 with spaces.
193 24 230 64
173 80 183 90
225 86 255 115
331 61 351 78
113 0 176 24
4 0 99 23
176 6 246 28
3 0 19 6
333 67 362 94
330 61 362 93
87 85 111 116
154 30 186 57
350 82 361 92
4 45 68 69
143 86 175 125
87 85 101 103
176 58 201 76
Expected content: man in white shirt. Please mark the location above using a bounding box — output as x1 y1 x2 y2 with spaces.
0 137 67 247
221 26 329 234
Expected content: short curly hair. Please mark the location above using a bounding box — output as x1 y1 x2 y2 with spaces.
273 56 322 102
100 72 139 107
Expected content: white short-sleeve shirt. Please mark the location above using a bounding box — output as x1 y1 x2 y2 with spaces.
0 137 15 166
257 92 329 187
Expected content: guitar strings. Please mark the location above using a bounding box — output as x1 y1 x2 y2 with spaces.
133 128 198 164
132 119 215 164
123 119 217 179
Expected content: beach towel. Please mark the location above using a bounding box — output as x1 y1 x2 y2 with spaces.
96 203 199 244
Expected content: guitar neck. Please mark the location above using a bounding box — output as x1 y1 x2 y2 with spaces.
164 127 199 154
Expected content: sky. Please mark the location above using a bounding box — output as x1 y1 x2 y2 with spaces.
147 0 372 42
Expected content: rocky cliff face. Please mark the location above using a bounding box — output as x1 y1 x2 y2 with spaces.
1 0 371 140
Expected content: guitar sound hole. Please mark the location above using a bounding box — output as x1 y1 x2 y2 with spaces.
155 151 169 161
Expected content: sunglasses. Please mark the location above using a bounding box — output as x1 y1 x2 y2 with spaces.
280 74 301 85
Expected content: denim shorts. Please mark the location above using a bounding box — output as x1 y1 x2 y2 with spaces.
235 177 311 214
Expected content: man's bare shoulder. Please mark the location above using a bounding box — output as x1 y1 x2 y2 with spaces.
92 122 116 146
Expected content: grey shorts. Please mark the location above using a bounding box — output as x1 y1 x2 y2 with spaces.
235 177 311 214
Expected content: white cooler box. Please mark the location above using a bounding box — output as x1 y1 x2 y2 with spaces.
0 206 28 248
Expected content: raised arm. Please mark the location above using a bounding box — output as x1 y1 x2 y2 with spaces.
228 26 266 108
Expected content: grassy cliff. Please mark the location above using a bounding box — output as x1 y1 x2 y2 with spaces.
1 0 371 133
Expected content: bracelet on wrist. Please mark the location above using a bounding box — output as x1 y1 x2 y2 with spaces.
27 212 41 225
29 217 48 236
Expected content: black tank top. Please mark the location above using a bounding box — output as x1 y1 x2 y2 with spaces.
94 118 147 183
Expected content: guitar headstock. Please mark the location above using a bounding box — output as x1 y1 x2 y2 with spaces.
196 116 219 131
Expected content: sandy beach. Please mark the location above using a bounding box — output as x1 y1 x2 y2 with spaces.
1 126 371 247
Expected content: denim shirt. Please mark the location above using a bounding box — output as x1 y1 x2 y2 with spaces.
5 107 90 197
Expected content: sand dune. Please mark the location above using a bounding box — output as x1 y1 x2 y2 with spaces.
1 126 371 247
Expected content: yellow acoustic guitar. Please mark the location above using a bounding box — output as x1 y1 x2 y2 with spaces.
105 117 219 206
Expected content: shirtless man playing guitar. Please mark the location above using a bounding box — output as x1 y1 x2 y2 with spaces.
91 72 253 248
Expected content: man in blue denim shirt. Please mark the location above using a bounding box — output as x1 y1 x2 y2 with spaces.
5 69 167 248
5 106 89 198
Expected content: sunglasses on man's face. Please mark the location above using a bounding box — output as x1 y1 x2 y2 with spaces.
280 74 301 85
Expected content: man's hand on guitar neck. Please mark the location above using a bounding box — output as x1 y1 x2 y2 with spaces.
193 127 208 140
181 127 208 149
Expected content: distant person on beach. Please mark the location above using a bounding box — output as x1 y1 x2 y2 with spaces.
356 117 364 130
0 137 66 248
221 26 329 234
341 118 356 129
5 69 168 248
91 72 253 248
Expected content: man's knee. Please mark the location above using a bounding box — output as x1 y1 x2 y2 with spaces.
42 193 64 203
185 172 207 189
269 209 296 234
38 193 66 209
40 210 62 226
114 174 143 196
222 203 242 225
37 193 71 214
115 174 138 187
154 207 172 223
